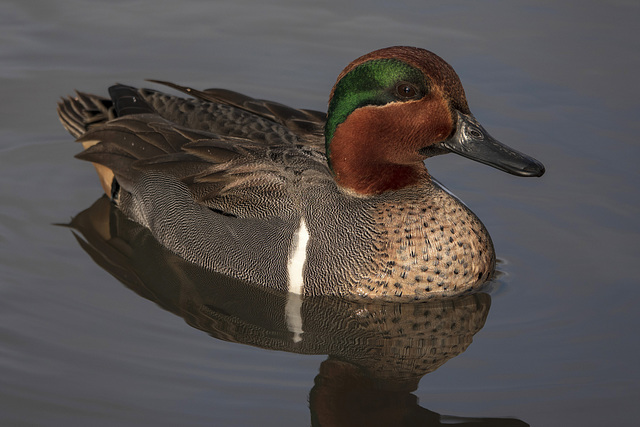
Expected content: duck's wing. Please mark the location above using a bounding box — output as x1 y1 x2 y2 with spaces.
148 80 327 143
72 104 330 218
58 81 327 150
58 83 332 216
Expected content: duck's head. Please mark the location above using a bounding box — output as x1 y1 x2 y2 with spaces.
325 46 545 195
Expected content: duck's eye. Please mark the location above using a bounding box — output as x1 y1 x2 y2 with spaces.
395 83 419 99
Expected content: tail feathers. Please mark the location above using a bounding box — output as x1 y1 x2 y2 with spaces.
58 92 118 195
57 91 115 139
58 85 157 196
57 84 155 140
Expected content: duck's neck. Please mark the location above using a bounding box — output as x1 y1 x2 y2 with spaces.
328 105 429 195
332 159 427 195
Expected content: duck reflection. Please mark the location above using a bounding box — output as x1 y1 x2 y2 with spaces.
67 196 527 426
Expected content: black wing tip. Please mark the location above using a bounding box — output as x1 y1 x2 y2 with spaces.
108 84 155 117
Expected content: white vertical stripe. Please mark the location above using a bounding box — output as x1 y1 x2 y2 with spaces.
285 292 304 343
287 217 309 295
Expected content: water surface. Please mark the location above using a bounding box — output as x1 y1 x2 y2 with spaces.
1 1 639 426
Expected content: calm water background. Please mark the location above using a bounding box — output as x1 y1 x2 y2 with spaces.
1 1 639 426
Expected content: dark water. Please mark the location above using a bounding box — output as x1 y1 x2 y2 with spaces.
1 1 639 426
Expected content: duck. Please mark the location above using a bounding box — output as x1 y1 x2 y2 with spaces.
58 46 544 301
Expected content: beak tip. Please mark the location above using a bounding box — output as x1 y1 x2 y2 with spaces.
523 160 545 178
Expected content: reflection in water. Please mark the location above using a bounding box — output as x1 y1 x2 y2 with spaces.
311 359 527 427
67 197 528 426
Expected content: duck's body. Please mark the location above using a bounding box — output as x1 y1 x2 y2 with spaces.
58 46 544 301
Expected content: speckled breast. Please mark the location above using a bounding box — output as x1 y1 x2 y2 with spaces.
352 182 496 300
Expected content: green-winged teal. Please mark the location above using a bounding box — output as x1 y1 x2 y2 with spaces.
58 46 544 301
